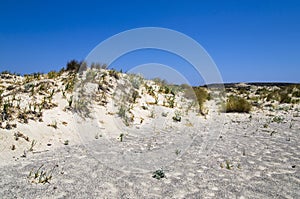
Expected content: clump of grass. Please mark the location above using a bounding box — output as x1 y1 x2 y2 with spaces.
222 95 251 113
175 149 181 156
117 104 127 118
266 89 292 104
184 86 209 115
68 96 73 107
29 140 37 151
28 164 58 184
47 121 58 129
109 69 119 80
172 110 182 122
225 160 232 170
119 133 124 142
272 116 284 123
47 71 59 79
152 169 166 180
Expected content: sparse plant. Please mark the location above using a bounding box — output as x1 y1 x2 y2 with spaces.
95 133 102 139
68 96 73 107
64 140 69 145
172 110 182 122
149 109 155 118
165 95 175 108
109 69 119 79
118 104 127 118
47 71 58 79
272 116 284 123
119 133 124 142
161 112 168 117
131 90 139 103
48 121 58 129
29 140 37 151
28 164 58 184
152 169 166 180
225 160 232 170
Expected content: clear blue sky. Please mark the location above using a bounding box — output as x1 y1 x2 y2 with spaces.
0 0 299 85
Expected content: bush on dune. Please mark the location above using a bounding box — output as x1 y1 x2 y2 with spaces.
223 95 251 113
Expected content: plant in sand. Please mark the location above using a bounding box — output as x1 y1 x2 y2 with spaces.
48 121 58 129
222 95 252 113
68 96 73 107
152 169 166 180
172 110 182 122
29 140 37 152
119 133 124 142
28 164 58 184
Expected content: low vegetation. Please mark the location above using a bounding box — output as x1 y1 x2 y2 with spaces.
223 95 252 113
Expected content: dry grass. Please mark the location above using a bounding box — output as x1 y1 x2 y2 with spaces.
222 95 252 113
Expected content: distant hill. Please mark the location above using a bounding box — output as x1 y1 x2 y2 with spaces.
203 82 300 88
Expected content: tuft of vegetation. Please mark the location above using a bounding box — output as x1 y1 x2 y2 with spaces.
28 164 58 184
152 169 166 180
223 95 252 113
65 59 81 72
172 110 182 122
272 116 284 123
184 86 209 115
119 133 124 142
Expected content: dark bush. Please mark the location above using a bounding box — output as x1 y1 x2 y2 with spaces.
223 95 251 113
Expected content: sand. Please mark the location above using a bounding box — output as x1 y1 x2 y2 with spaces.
0 70 299 198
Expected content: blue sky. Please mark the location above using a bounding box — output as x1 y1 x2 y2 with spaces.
0 0 299 85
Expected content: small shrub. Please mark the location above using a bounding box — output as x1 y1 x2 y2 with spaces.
64 140 69 145
117 105 127 118
225 160 232 170
292 90 300 97
66 60 81 72
223 95 251 113
109 70 119 80
48 121 58 129
119 133 124 142
28 164 58 184
47 71 59 79
272 116 284 123
152 169 165 180
172 110 182 122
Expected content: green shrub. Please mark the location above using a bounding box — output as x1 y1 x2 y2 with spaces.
223 95 251 113
152 169 165 180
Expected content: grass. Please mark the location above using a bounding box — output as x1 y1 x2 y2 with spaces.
119 133 124 142
28 164 58 184
222 95 252 113
183 86 209 115
29 140 37 152
47 121 58 129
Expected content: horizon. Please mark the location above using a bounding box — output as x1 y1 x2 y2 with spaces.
1 0 299 85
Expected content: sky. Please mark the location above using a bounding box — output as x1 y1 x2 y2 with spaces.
0 0 299 85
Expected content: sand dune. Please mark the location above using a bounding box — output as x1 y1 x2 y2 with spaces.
0 69 299 198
